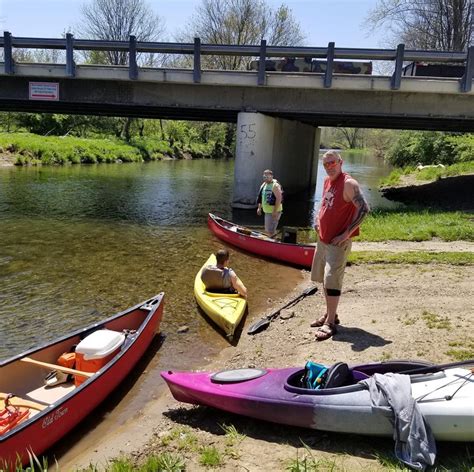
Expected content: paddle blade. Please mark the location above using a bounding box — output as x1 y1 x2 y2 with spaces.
247 317 271 335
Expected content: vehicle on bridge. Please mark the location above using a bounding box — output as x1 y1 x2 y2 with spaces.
249 57 372 75
402 62 465 78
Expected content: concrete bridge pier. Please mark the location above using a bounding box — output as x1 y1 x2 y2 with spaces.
232 112 320 208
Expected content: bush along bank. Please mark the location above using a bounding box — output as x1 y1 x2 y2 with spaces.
0 133 233 166
380 132 474 187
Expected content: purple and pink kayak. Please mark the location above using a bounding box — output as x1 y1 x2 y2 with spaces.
161 360 474 442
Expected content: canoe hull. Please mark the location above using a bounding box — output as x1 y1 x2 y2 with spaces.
194 254 247 338
208 213 315 268
161 363 474 442
1 294 164 468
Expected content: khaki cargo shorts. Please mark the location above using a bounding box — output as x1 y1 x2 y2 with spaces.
311 239 352 290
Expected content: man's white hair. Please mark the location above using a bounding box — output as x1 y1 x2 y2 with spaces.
322 151 342 161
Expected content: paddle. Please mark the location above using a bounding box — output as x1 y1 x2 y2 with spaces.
248 286 318 335
399 358 474 376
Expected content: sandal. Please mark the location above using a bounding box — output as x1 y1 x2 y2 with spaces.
315 323 337 342
310 314 340 328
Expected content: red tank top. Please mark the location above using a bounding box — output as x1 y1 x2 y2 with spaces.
318 172 360 244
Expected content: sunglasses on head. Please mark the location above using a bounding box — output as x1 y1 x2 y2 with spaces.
323 160 339 169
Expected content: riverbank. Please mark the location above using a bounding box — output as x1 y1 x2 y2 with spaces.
60 241 474 472
0 132 231 165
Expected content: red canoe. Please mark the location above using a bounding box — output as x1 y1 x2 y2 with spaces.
0 293 164 469
208 213 315 268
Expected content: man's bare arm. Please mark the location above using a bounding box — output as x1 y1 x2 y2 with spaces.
346 182 370 235
330 180 369 246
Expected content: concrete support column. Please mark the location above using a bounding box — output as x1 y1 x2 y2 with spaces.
232 112 318 208
311 127 321 187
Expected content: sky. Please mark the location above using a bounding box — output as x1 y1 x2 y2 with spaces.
0 0 385 49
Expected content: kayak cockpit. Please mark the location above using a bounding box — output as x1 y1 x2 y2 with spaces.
284 360 443 395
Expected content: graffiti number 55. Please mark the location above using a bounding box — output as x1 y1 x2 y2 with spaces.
240 123 256 139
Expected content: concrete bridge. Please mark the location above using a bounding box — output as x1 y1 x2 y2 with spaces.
1 34 473 207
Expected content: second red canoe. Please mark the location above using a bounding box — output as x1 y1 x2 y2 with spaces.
208 213 315 269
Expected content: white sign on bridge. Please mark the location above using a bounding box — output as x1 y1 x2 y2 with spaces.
29 82 59 101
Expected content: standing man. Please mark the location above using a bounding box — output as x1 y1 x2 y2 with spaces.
256 169 283 236
311 151 369 341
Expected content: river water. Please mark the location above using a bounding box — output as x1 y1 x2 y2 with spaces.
0 151 395 462
0 152 395 362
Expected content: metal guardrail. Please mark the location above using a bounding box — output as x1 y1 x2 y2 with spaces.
1 32 473 92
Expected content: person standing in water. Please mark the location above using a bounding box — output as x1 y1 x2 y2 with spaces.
256 169 283 236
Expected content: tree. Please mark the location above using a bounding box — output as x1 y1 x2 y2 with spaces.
333 128 365 149
79 0 165 141
367 0 473 51
177 0 305 70
79 0 164 65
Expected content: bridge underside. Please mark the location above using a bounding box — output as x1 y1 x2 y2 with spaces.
1 99 473 131
0 72 473 131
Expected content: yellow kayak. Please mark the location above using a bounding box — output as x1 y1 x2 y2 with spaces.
194 254 247 339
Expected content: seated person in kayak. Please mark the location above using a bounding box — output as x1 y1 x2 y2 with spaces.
201 249 247 298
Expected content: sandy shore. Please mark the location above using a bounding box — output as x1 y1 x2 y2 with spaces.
60 241 474 471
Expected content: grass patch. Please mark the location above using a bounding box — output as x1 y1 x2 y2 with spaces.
287 445 342 472
348 251 474 265
415 160 474 182
298 208 474 242
380 161 474 187
398 315 417 326
379 167 414 187
358 208 474 242
220 423 246 459
160 426 198 452
380 351 392 361
199 446 222 468
0 132 221 166
421 311 452 330
446 338 474 361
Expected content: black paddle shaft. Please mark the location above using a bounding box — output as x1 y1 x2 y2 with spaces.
248 286 318 335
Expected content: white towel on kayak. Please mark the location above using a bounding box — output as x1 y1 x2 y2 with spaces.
360 373 436 471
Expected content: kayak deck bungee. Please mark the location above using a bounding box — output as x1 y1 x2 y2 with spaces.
208 213 315 268
162 359 474 442
194 254 247 339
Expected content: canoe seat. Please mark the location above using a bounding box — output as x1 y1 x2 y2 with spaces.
0 392 46 412
26 382 76 406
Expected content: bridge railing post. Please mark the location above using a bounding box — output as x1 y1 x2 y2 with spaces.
66 33 75 77
391 43 405 90
460 46 474 93
193 37 201 83
324 42 335 88
3 31 14 75
257 39 267 86
129 35 138 80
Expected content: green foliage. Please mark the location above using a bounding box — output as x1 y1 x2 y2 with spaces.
386 131 474 167
0 133 142 165
199 446 222 467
